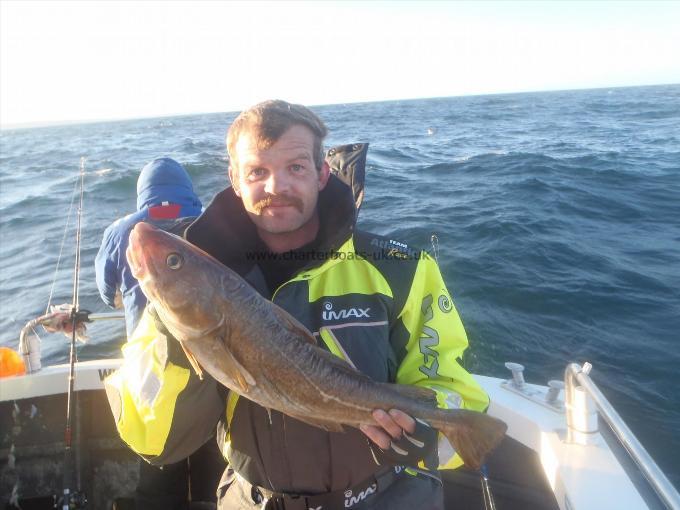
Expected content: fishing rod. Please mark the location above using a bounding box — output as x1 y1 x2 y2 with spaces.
61 157 88 509
430 234 499 510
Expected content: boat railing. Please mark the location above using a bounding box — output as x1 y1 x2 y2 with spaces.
86 311 125 321
18 309 125 374
565 362 680 510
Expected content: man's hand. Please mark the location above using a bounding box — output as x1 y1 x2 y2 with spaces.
360 409 415 449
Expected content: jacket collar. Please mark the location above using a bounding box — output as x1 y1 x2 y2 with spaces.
185 174 356 275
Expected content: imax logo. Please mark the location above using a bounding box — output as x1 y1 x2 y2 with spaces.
344 483 377 507
322 302 370 321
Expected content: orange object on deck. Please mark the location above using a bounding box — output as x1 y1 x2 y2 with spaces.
0 346 26 377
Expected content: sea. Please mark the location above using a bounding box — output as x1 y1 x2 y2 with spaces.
1 84 679 489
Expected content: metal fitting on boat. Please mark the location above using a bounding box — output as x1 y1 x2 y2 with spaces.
505 362 525 389
565 363 599 445
546 380 564 405
18 329 42 374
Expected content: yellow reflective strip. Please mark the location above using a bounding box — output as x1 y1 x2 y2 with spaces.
414 454 463 471
222 391 240 460
226 391 240 424
412 454 462 472
307 239 393 302
318 328 355 366
111 361 190 456
439 455 464 470
225 390 240 444
437 433 463 470
272 238 355 299
124 308 156 347
107 310 191 457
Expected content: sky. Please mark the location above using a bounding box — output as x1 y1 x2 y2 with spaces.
1 0 679 128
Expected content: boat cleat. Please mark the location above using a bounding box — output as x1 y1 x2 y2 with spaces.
501 361 565 413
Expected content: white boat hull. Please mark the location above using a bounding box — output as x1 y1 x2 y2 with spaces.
0 361 670 509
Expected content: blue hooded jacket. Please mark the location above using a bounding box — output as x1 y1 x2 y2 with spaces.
95 158 202 338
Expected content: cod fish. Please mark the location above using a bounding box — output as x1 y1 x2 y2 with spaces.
127 222 507 470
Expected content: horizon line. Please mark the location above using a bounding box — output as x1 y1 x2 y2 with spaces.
2 81 678 132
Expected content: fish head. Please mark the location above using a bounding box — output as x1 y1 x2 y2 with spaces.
127 222 231 340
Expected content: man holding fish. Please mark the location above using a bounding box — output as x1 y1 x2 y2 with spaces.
106 100 505 509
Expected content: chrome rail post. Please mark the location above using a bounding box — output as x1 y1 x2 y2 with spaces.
86 311 125 321
565 363 598 445
565 363 680 510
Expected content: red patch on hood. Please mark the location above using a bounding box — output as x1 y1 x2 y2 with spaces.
149 204 181 219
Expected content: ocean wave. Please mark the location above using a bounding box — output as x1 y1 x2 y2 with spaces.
2 85 679 485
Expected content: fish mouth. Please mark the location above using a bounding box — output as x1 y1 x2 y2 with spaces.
127 222 161 283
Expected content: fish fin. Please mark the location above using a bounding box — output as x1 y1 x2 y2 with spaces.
180 342 204 380
391 384 438 408
431 409 507 471
272 304 317 345
286 413 346 433
218 340 257 392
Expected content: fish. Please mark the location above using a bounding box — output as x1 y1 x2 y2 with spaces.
127 222 507 470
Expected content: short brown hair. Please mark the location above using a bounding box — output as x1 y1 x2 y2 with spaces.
227 100 328 171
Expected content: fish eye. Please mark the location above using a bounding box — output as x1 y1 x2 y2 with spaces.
166 253 184 270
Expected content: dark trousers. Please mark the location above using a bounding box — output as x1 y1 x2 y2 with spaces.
136 437 225 510
217 469 444 510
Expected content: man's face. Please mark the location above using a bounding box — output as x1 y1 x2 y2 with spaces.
229 124 330 235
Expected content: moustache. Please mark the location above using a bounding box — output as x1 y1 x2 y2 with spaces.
253 195 304 214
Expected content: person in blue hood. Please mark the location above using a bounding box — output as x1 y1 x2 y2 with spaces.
96 158 224 510
95 157 203 338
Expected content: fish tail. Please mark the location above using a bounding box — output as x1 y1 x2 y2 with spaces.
429 409 507 471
